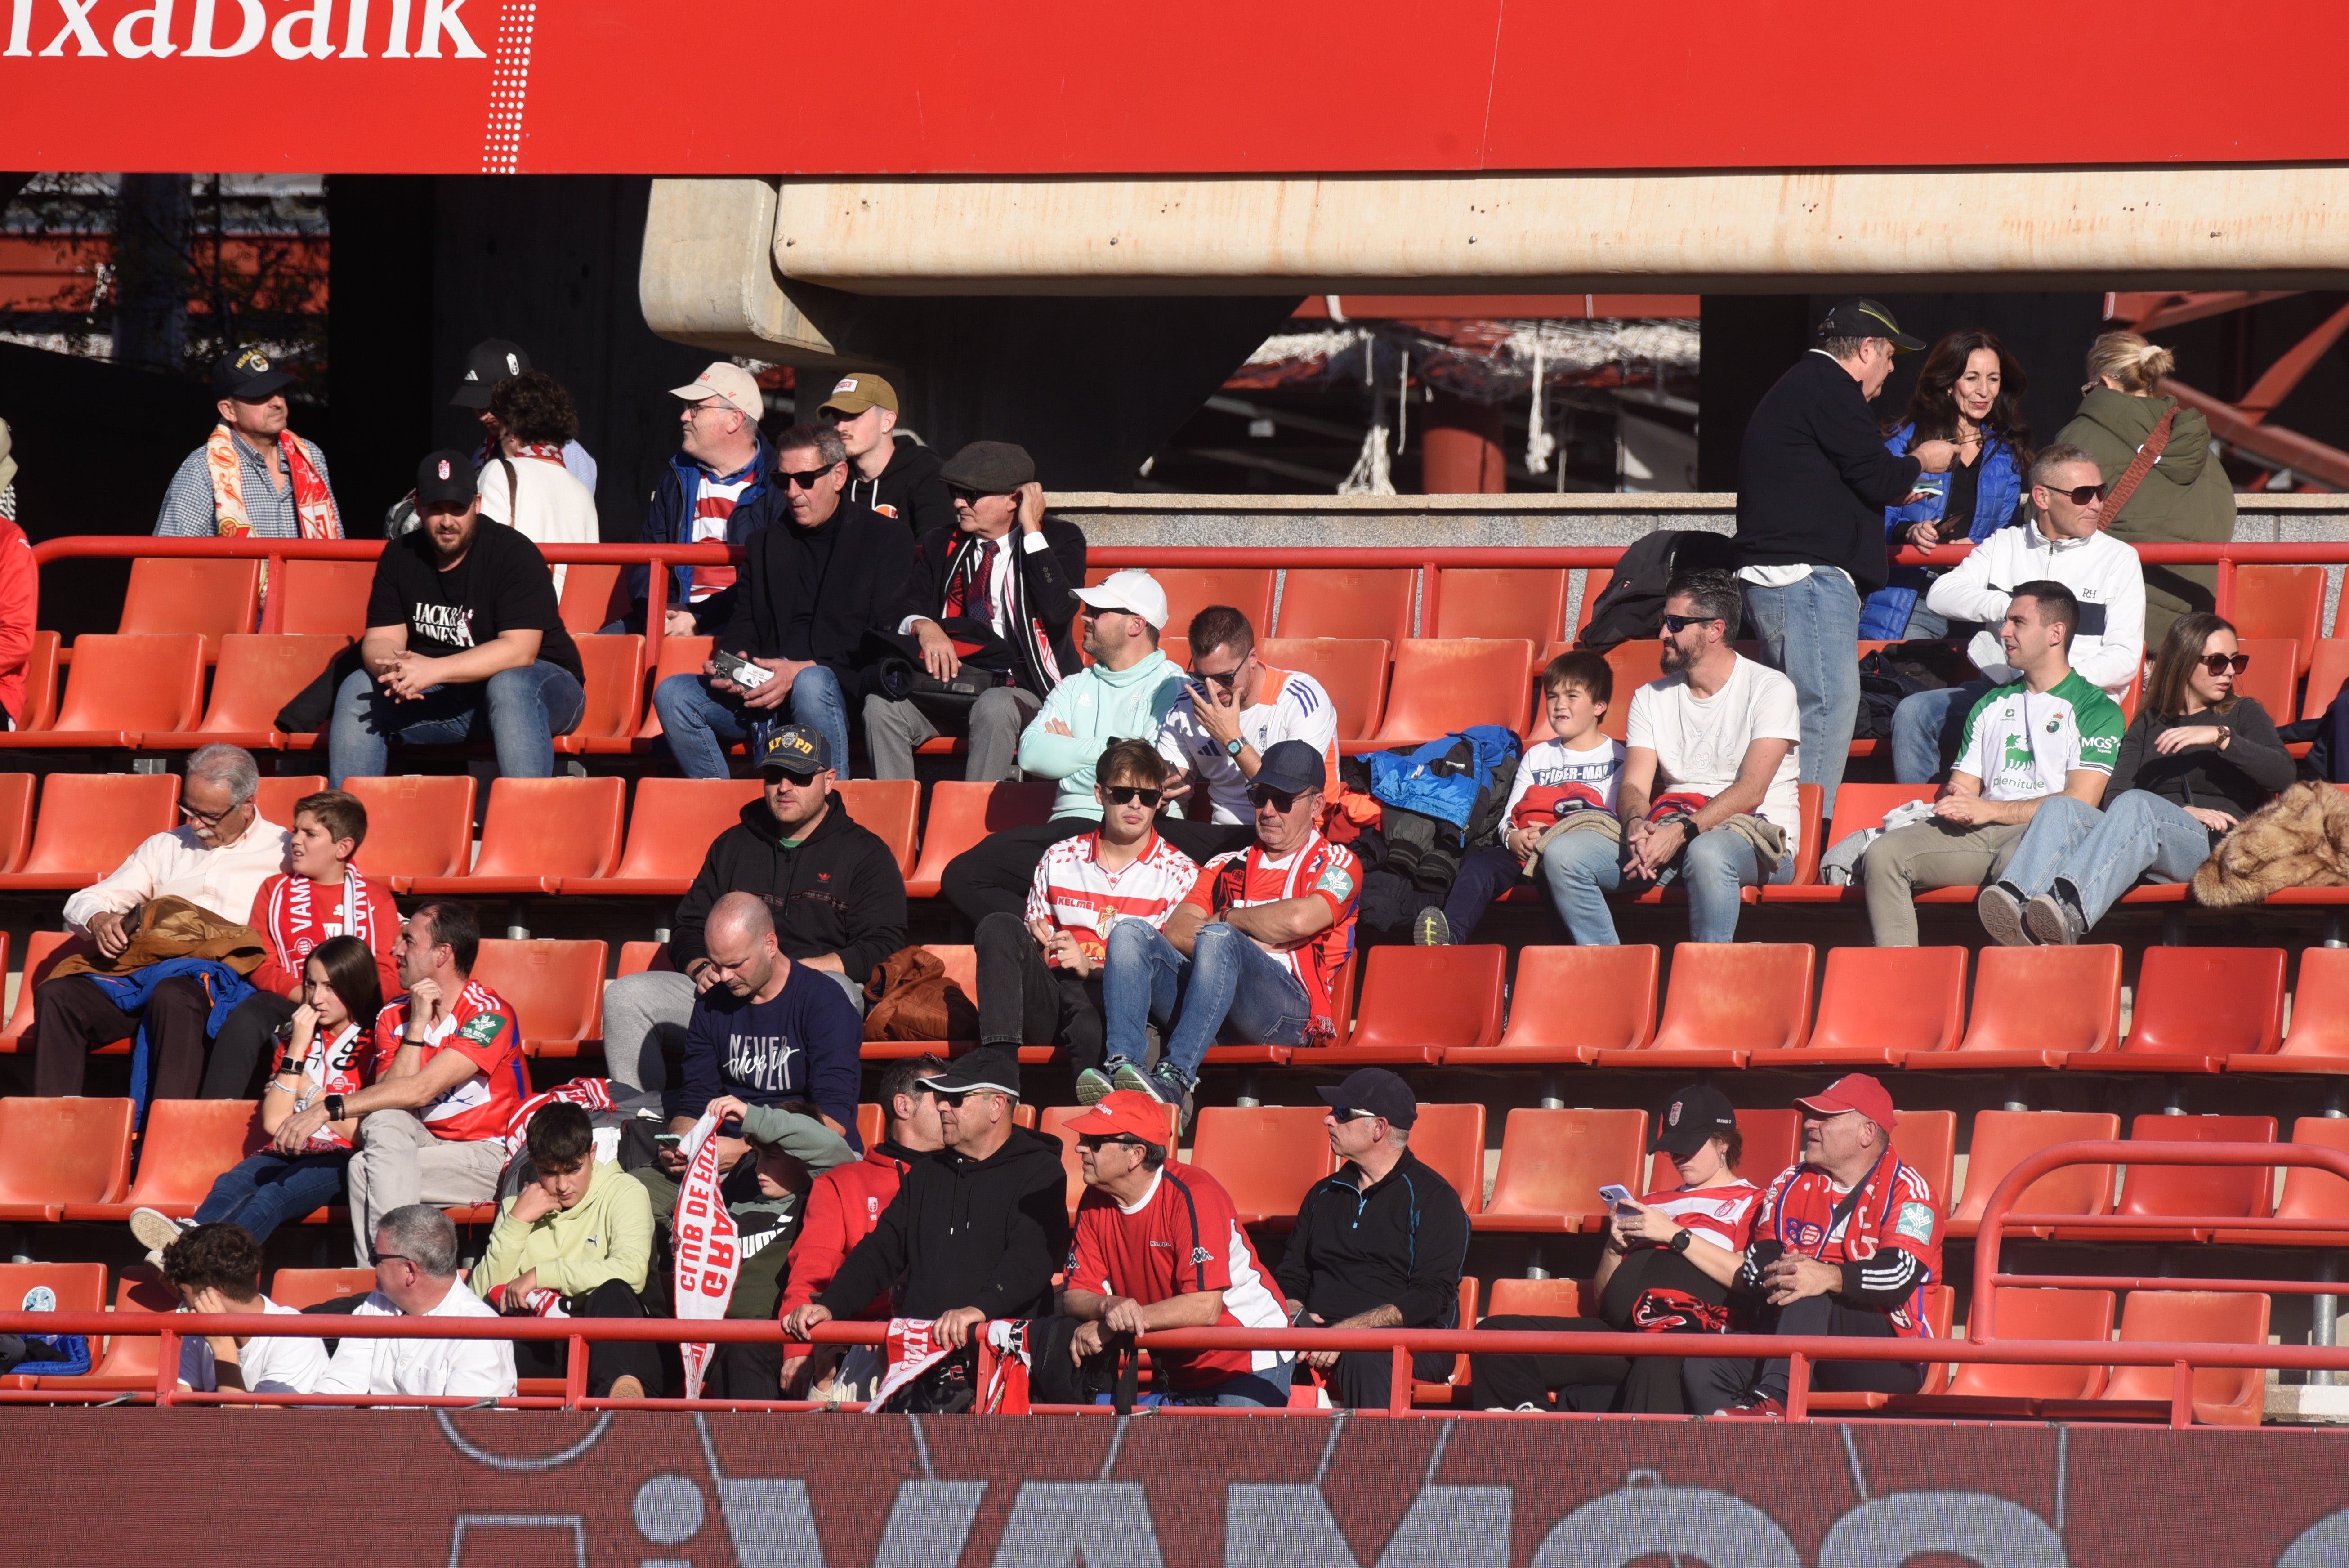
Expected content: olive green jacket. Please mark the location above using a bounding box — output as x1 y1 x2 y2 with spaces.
2056 387 2235 546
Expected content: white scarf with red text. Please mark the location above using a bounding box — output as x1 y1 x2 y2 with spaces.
672 1111 741 1398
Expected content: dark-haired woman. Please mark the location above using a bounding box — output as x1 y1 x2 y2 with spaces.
129 935 386 1256
1859 329 2035 640
479 368 599 596
1978 613 2292 945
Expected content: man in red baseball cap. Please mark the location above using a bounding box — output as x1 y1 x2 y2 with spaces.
1035 1090 1294 1407
1688 1073 1943 1417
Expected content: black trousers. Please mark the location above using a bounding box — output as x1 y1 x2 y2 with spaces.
197 992 301 1100
940 816 1256 927
973 911 1107 1070
1469 1316 1689 1413
33 974 212 1099
1323 1348 1454 1410
1682 1293 1924 1411
705 1340 785 1399
509 1279 667 1398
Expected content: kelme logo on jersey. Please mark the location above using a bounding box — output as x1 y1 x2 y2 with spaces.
1896 1202 1935 1243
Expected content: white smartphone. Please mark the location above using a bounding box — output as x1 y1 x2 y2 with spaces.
709 648 776 690
1597 1184 1636 1213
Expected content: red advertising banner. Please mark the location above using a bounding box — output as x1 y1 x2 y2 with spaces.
13 1410 2349 1565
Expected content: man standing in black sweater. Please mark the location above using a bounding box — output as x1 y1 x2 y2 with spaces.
1734 300 1956 822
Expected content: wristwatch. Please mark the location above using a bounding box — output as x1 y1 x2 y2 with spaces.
1224 737 1246 758
324 1094 346 1121
1668 1228 1694 1254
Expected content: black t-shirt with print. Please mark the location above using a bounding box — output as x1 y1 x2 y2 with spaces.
366 521 582 682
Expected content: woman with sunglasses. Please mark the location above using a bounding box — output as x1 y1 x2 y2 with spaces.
1979 612 2292 944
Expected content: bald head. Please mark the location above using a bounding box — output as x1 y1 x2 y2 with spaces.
704 891 783 1000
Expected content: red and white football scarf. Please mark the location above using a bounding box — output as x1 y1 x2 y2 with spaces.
206 423 339 540
672 1111 741 1399
868 1318 953 1413
978 1320 1031 1414
503 1078 616 1142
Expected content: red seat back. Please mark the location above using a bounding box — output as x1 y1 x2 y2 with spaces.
567 634 646 742
2273 1117 2349 1226
119 557 260 657
1483 1276 1581 1321
2235 565 2323 667
2231 638 2299 720
1949 1287 2115 1399
1432 568 1567 645
1898 1110 1958 1215
1188 1106 1336 1223
20 773 180 879
1258 638 1389 742
53 634 206 735
1650 1108 1801 1192
279 559 377 638
468 939 608 1054
1373 639 1533 744
1823 783 1938 850
1346 945 1506 1055
0 1097 134 1214
0 772 32 872
4 931 77 1044
1953 1110 2122 1229
18 630 57 732
611 777 764 882
1958 946 2122 1057
91 1273 183 1380
1485 1108 1646 1220
1100 567 1275 643
268 1267 379 1309
471 777 626 881
1652 943 1813 1054
557 564 629 635
344 775 477 880
835 780 920 878
1407 1103 1487 1215
0 1261 108 1320
1573 569 1613 634
2118 1114 2277 1221
1808 946 1967 1057
201 635 350 736
1594 642 1664 742
907 781 1058 899
2304 639 2349 720
2123 947 2286 1059
255 775 327 825
617 940 670 978
1492 946 1657 1056
122 1099 270 1211
635 635 715 740
2102 1290 2269 1423
1277 569 1414 643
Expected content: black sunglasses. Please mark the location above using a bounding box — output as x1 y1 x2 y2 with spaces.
1329 1107 1378 1124
777 466 834 489
1248 786 1302 813
368 1250 414 1268
1659 612 1721 634
1103 785 1163 807
1189 666 1242 689
2040 481 2106 506
948 486 1007 506
2200 652 2252 676
1077 1134 1148 1151
763 768 822 789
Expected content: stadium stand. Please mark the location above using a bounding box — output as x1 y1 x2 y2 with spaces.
342 774 475 885
0 1097 132 1220
1275 568 1414 643
116 557 261 661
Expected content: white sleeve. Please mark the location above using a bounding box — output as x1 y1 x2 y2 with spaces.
62 834 169 930
1624 685 1658 753
1923 530 2008 624
476 459 514 523
1287 680 1340 755
313 1336 374 1397
1750 669 1804 744
1155 703 1199 773
442 1336 518 1399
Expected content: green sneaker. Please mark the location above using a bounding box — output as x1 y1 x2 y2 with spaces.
1075 1067 1117 1106
1412 907 1455 946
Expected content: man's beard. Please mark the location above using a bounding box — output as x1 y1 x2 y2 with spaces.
1659 639 1690 675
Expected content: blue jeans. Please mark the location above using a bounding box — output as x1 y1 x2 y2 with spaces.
1996 790 2215 928
1439 845 1529 939
328 661 584 786
192 1149 352 1243
1742 571 1861 823
1134 1363 1294 1408
1538 825 1795 945
1101 920 1311 1088
654 668 850 781
1890 679 1994 786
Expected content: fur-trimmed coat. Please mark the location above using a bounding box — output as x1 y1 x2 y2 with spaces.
2192 780 2349 907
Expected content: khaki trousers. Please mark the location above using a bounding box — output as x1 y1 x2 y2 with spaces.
1863 818 2028 947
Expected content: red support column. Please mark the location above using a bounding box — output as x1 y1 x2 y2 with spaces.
1421 393 1506 494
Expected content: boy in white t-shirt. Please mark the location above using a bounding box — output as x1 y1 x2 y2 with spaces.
1540 570 1804 946
1415 650 1624 945
160 1222 330 1401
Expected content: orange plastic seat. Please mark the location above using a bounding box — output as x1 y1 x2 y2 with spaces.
1483 1276 1582 1320
1596 943 1812 1068
1751 946 1964 1067
118 557 261 658
2230 946 2349 1074
554 634 648 755
0 1261 109 1389
468 938 608 1058
857 1103 885 1150
254 775 327 824
1451 945 1657 1065
1040 1100 1180 1218
1898 1109 1957 1216
0 772 180 892
16 629 57 733
1431 568 1567 646
74 1273 184 1389
1474 1107 1647 1233
1948 945 2121 1068
2071 1113 2278 1243
565 776 763 896
835 779 920 879
1187 1105 1336 1226
0 931 77 1053
2304 639 2349 720
144 633 351 751
1368 639 1533 746
2231 637 2299 720
342 774 476 885
1948 1110 2121 1239
1113 567 1276 644
1648 1107 1802 1192
1258 638 1389 742
0 1097 134 1220
66 1099 269 1221
268 1267 379 1309
1594 642 1665 743
1414 1277 1482 1399
1573 569 1613 634
278 559 377 638
1405 1102 1487 1215
1322 945 1504 1065
2235 565 2323 670
2098 1290 2269 1425
2217 1117 2349 1246
0 633 205 749
1276 568 1415 643
409 776 624 895
0 773 32 871
905 780 1059 900
2072 947 2284 1074
617 941 669 978
633 634 715 743
557 563 628 634
1766 782 1938 905
1943 1287 2116 1403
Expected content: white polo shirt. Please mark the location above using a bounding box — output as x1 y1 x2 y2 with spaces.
314 1282 518 1400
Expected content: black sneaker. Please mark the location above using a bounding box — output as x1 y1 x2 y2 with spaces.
1412 908 1454 946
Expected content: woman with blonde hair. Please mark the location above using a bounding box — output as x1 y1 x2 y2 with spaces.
2054 331 2235 641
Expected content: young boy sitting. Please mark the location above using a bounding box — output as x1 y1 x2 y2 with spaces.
697 1092 856 1398
201 789 402 1099
159 1221 331 1399
1415 650 1624 945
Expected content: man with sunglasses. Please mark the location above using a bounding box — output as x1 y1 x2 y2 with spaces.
1092 741 1360 1110
316 1203 516 1400
1889 444 2145 784
35 742 294 1098
652 421 915 779
865 440 1087 781
1153 603 1338 858
981 740 1199 1081
631 360 772 637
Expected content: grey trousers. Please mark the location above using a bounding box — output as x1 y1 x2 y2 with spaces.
345 1108 510 1255
1862 817 2029 947
861 686 1040 782
602 965 867 1094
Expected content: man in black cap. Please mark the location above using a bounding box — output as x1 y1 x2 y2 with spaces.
1090 739 1363 1108
864 440 1088 781
818 372 952 536
327 449 585 786
156 348 343 540
1468 1085 1762 1413
781 1047 1071 1411
1274 1068 1467 1409
1733 299 1959 823
448 337 598 495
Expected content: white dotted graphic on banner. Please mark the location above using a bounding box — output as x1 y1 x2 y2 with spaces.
482 0 536 174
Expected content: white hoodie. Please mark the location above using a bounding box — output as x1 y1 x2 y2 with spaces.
1924 520 2145 695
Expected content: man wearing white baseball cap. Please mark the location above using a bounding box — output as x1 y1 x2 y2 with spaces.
937 569 1192 926
630 360 775 636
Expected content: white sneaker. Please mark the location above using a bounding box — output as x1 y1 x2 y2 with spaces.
129 1206 188 1258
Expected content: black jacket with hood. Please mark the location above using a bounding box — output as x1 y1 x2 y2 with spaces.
666 792 908 985
814 1124 1071 1321
845 439 954 539
719 494 915 697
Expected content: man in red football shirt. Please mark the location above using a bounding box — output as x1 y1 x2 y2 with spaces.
1047 1090 1292 1407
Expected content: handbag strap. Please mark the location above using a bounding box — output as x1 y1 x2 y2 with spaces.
2100 407 2176 522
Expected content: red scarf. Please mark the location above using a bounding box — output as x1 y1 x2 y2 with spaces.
206 424 339 540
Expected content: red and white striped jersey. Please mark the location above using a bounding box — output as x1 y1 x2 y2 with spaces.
371 980 528 1146
1184 831 1361 1029
1634 1179 1763 1254
686 465 759 601
1157 665 1342 824
1023 830 1200 966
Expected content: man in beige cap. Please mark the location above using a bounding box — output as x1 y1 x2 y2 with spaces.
818 372 952 537
632 360 774 635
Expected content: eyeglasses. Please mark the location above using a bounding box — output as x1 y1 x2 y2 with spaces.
2199 652 2252 676
777 466 835 490
1103 785 1163 807
367 1251 415 1269
178 800 244 826
1248 786 1302 813
1189 665 1243 689
1659 613 1721 634
948 486 1006 506
1329 1107 1379 1125
2041 482 2106 506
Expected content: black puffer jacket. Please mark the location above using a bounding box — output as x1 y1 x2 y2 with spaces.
815 1125 1070 1321
666 794 907 985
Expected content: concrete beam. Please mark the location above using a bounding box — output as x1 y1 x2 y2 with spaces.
758 166 2349 295
639 177 847 363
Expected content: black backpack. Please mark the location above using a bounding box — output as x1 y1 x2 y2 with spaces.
1576 531 1738 652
